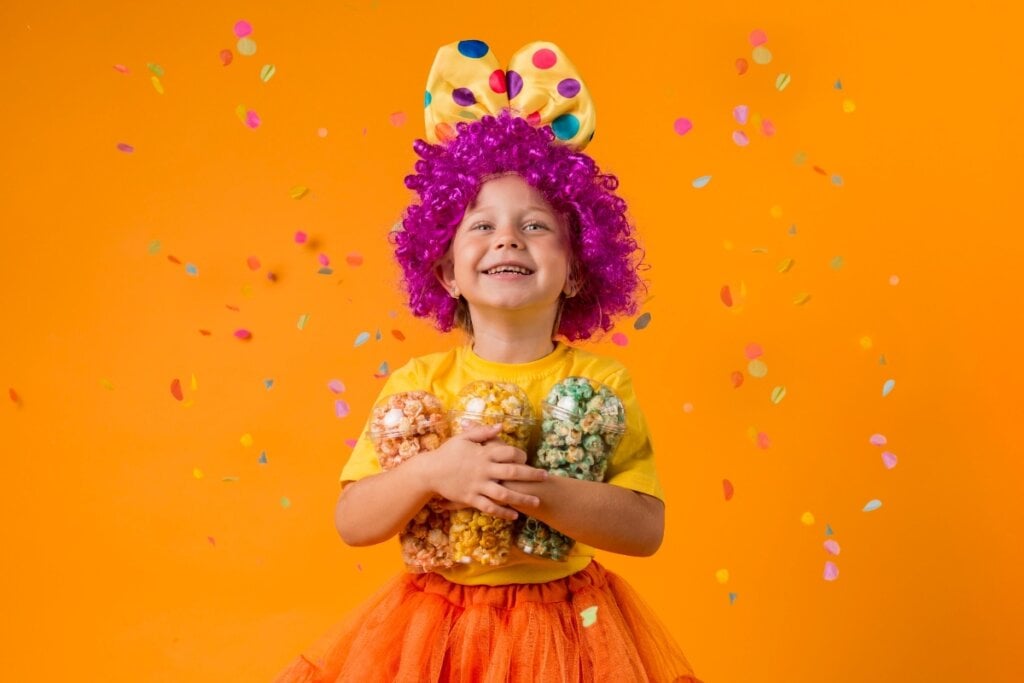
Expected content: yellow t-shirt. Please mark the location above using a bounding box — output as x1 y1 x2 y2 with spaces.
339 341 664 585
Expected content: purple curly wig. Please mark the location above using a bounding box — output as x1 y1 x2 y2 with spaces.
393 110 645 341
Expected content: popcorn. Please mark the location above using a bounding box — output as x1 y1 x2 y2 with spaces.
368 391 453 572
515 377 626 560
449 381 535 566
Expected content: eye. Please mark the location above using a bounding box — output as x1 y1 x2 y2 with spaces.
470 222 493 231
524 222 548 231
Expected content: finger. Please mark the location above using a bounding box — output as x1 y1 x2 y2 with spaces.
485 445 528 464
471 496 519 521
487 482 542 509
491 463 548 482
458 422 503 443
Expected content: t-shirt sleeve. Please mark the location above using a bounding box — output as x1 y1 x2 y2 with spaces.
600 366 665 501
338 358 425 486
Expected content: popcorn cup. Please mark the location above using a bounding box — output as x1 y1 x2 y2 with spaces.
448 381 536 566
368 391 453 572
515 377 627 560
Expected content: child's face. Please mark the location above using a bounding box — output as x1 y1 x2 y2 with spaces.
435 174 574 324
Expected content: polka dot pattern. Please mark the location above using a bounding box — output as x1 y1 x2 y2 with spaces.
424 40 596 150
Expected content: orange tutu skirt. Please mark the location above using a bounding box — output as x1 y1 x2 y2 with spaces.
273 561 702 683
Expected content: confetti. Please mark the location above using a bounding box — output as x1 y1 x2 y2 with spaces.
824 539 841 556
199 329 212 336
193 468 204 479
732 131 749 146
258 451 268 464
170 378 183 401
237 37 257 56
185 263 198 276
862 499 882 512
747 359 767 378
294 231 308 244
222 476 239 483
733 105 748 125
869 433 887 446
389 111 407 126
374 361 390 378
219 49 233 66
240 433 254 447
580 606 598 628
328 379 346 393
835 79 843 90
148 240 161 254
245 110 261 129
234 329 252 340
824 561 839 581
882 451 898 469
735 58 748 75
335 400 350 418
9 388 21 404
318 253 330 266
755 431 770 449
770 205 783 219
246 256 261 270
826 524 834 536
761 119 776 136
889 275 900 286
801 511 815 525
715 569 729 584
100 379 114 390
167 255 181 264
234 20 253 37
633 312 652 330
147 62 165 77
730 371 744 388
770 386 787 404
346 252 364 266
729 592 738 605
673 117 692 135
682 402 694 413
391 329 406 341
264 379 274 389
793 293 812 305
297 314 310 330
354 332 370 347
749 29 768 46
842 99 856 113
317 127 328 137
830 256 844 270
343 438 358 448
281 496 291 509
113 64 130 74
751 46 772 65
290 185 309 199
116 142 134 153
723 479 734 501
208 536 216 546
150 75 164 95
260 64 276 82
775 73 791 91
190 374 198 391
720 285 733 307
611 332 628 346
692 175 712 189
318 267 333 275
859 336 873 350
744 343 763 359
882 379 895 397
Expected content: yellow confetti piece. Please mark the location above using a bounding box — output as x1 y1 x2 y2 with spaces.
290 185 309 199
191 374 198 391
193 468 204 479
747 359 768 378
859 336 873 350
842 99 856 113
770 386 787 404
298 313 310 330
751 45 773 65
793 293 812 305
151 75 164 94
100 378 114 390
235 104 248 123
241 283 254 298
770 205 783 219
580 605 598 627
775 73 791 91
715 569 730 584
240 433 254 447
801 511 815 525
182 398 195 408
778 258 795 273
751 247 769 254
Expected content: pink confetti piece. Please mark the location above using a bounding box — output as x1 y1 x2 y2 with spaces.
823 561 839 581
234 20 252 37
723 479 734 501
733 105 749 125
673 117 692 136
761 119 776 136
735 58 748 75
389 111 407 126
318 253 330 266
744 343 763 359
327 379 346 393
824 539 841 555
732 131 749 146
116 143 134 153
749 29 768 46
869 433 887 446
234 329 252 340
756 432 771 449
170 378 183 401
335 400 350 418
245 110 261 129
113 64 130 74
294 231 307 244
219 49 233 66
882 451 898 469
346 252 363 266
611 332 628 346
246 256 261 270
343 438 358 448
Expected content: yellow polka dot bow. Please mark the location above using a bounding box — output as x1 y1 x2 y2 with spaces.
424 40 596 151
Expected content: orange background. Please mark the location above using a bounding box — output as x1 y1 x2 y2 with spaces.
1 1 1020 681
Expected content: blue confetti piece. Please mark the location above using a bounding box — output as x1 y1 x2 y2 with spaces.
263 379 274 390
375 361 390 376
834 78 843 90
882 379 895 397
258 451 268 464
863 499 882 512
375 328 382 340
185 263 198 276
825 523 834 536
354 331 370 347
788 224 798 235
633 312 652 330
691 175 712 189
728 592 738 605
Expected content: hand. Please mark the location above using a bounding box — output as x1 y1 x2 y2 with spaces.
421 423 547 521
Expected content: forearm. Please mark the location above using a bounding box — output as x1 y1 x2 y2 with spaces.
334 459 433 547
506 476 665 556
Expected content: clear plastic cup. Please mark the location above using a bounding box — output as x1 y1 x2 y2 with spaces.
515 377 627 560
448 381 536 566
367 391 453 572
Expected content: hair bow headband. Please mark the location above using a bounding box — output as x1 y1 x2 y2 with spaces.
424 39 596 150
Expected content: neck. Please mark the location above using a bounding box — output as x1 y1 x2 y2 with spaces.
467 306 558 363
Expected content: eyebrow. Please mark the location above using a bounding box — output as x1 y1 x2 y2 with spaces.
465 203 555 215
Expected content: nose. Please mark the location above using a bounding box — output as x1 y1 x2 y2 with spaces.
493 224 522 250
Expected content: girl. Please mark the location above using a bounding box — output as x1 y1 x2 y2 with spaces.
274 40 703 683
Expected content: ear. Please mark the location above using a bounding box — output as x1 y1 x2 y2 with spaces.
434 257 459 297
562 260 580 298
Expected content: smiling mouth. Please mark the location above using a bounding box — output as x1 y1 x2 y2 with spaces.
484 265 534 275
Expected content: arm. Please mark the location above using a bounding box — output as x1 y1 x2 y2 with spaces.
504 477 665 556
335 423 548 547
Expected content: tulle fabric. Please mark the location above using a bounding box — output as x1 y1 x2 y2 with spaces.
273 561 702 683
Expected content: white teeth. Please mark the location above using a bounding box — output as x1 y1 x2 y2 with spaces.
486 265 532 275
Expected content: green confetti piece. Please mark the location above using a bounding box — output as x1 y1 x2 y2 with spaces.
280 496 291 508
775 73 792 91
146 62 165 77
580 606 598 627
148 240 161 255
297 313 309 330
830 255 844 270
259 64 276 82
